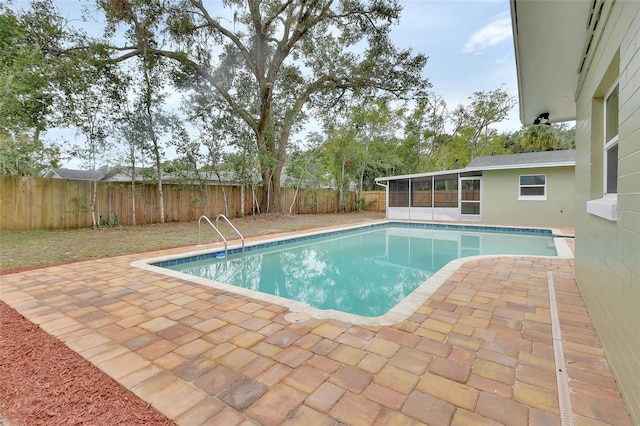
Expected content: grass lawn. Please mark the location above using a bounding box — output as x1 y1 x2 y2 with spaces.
0 212 385 272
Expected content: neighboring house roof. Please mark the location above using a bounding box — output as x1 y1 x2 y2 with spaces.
510 0 590 125
104 168 238 184
98 166 144 182
375 150 575 182
465 150 575 171
43 168 106 181
44 167 244 185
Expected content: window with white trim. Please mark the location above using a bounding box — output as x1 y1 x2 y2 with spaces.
604 81 618 194
586 52 619 221
519 174 546 200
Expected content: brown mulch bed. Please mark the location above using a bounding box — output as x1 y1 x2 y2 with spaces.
0 301 176 426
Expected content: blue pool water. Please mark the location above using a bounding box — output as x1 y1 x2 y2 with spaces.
157 223 557 317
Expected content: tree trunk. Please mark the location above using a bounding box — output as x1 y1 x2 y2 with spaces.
131 180 136 226
147 110 164 223
91 178 97 228
130 150 136 226
156 159 165 224
289 181 301 215
260 164 283 214
252 183 260 217
214 171 228 217
201 184 209 218
89 148 98 228
240 185 245 218
338 154 346 212
272 164 283 212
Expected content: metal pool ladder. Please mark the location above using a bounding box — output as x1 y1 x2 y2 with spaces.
198 214 245 257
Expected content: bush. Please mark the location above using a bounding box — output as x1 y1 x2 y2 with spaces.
355 198 375 212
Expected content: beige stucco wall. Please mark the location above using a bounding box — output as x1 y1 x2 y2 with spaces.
574 1 640 423
480 166 575 227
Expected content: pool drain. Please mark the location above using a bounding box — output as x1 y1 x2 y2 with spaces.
547 271 574 426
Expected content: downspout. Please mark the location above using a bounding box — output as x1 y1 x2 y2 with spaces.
375 180 388 219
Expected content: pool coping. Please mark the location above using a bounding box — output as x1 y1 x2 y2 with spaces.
131 220 574 327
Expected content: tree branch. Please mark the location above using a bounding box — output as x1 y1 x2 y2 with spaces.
148 48 258 130
189 0 259 78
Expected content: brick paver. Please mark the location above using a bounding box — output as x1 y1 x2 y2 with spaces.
330 392 382 426
0 228 633 425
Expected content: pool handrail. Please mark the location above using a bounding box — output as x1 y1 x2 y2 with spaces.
215 214 245 255
198 215 228 255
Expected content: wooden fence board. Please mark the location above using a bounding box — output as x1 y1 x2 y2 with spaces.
0 176 379 230
362 191 386 212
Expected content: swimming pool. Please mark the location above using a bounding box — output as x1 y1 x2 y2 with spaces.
135 222 569 325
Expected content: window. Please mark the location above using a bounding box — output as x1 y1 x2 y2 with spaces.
519 174 546 200
586 54 619 221
604 82 618 194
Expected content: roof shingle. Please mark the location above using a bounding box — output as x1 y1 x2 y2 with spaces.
466 150 575 169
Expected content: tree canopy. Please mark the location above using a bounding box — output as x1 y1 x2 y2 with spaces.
0 0 575 216
96 0 429 212
0 1 74 173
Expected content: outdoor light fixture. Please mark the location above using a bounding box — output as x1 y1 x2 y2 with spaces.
533 112 551 125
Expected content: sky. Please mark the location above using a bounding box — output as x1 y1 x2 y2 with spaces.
391 0 519 131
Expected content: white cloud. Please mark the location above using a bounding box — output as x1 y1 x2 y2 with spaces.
462 16 512 54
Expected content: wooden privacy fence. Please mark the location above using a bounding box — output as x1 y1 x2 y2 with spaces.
360 191 386 212
0 175 363 230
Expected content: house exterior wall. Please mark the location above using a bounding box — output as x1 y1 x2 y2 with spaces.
481 166 575 227
574 2 640 422
384 166 575 227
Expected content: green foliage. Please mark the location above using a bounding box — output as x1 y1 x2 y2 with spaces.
397 94 447 174
1 1 89 140
69 194 90 213
65 76 117 172
498 123 575 153
354 198 375 212
0 1 577 195
518 123 575 151
96 0 429 212
100 213 120 227
303 189 318 211
450 87 518 160
285 146 319 189
313 87 574 182
0 6 51 135
1 1 117 178
320 99 403 193
0 131 61 175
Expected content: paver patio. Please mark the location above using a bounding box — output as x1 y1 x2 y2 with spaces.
0 226 632 425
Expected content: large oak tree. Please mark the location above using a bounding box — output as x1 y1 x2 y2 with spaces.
97 0 428 212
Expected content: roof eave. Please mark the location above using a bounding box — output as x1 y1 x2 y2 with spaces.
511 0 589 126
375 168 468 182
